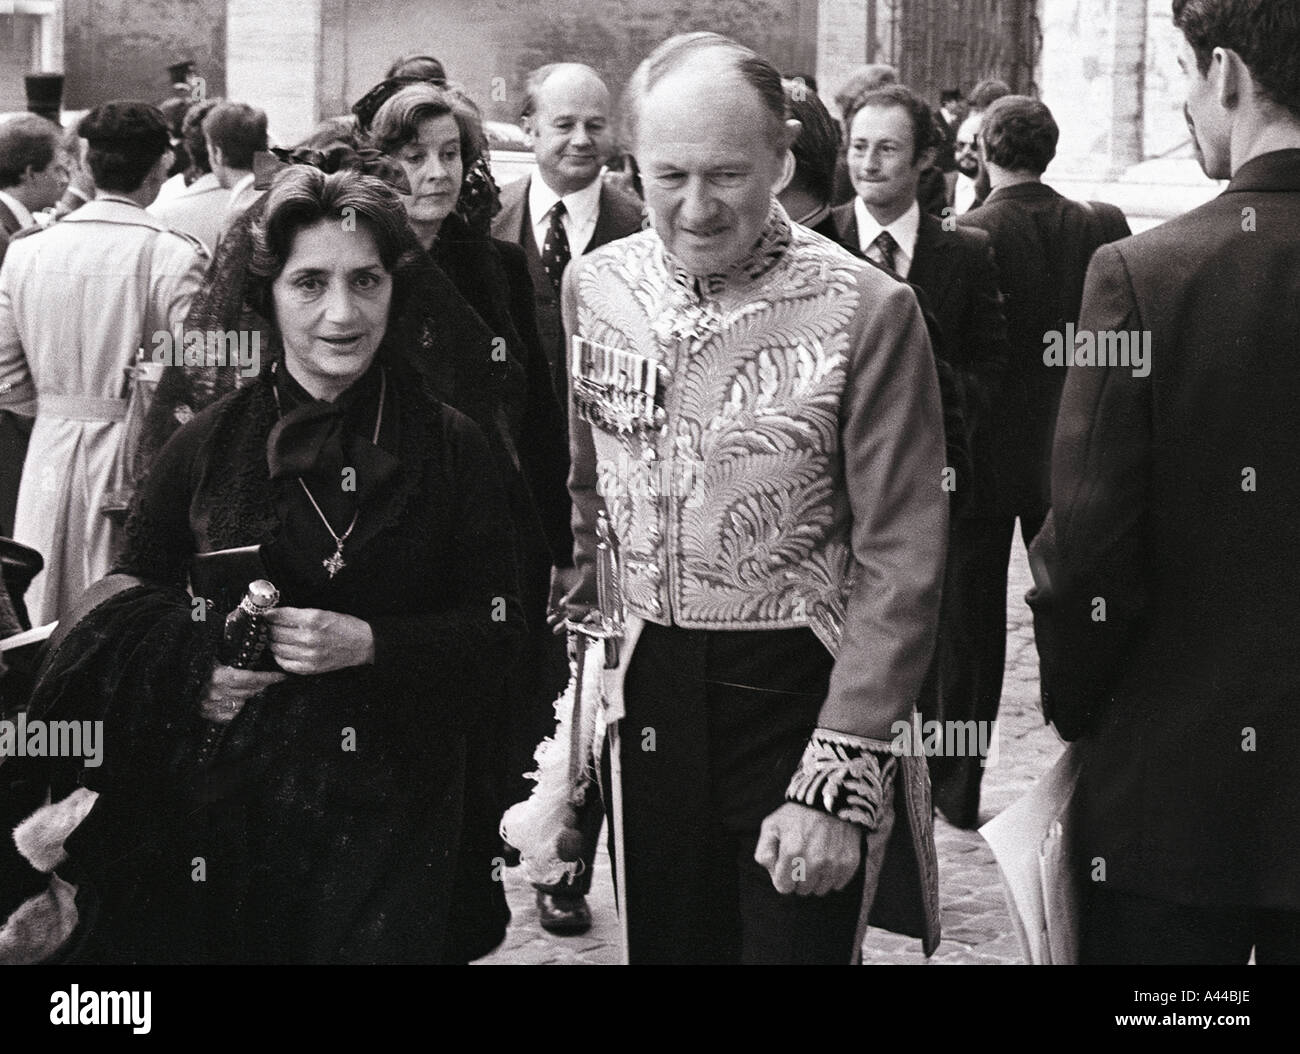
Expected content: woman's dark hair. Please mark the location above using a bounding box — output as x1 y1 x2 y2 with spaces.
980 96 1059 174
77 100 171 193
367 82 485 177
245 166 422 326
1173 0 1300 118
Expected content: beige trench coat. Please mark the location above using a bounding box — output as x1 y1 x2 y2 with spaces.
0 198 206 626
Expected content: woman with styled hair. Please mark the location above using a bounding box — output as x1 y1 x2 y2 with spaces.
18 166 524 963
369 82 577 955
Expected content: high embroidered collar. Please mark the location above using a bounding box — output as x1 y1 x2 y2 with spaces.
659 199 792 300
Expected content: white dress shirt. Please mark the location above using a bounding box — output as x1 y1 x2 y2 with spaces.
528 175 602 258
854 198 921 279
954 173 979 215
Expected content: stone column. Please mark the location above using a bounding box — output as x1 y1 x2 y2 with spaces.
226 0 321 147
816 0 867 115
1041 0 1148 178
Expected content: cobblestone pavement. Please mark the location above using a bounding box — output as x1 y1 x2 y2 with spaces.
476 535 1061 965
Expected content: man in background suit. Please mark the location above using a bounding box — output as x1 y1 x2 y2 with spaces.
491 61 641 936
832 83 1010 827
0 114 68 539
1029 0 1300 963
942 96 1129 825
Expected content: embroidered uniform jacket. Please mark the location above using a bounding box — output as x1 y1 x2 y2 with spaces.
564 205 948 744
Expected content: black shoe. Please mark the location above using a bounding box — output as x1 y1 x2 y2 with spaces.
536 890 592 935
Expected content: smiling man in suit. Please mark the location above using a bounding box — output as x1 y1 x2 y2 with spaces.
0 114 69 539
833 84 1010 828
492 61 642 937
493 64 643 421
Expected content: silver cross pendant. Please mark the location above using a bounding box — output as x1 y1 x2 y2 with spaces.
323 548 346 578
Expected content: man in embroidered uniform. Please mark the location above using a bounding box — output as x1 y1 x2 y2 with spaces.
563 33 947 963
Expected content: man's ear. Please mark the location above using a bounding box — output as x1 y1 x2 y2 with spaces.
522 114 538 145
209 142 225 170
1213 45 1245 111
775 149 796 195
783 117 803 153
917 145 938 171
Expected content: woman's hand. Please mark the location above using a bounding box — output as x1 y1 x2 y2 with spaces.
200 665 288 724
262 607 376 675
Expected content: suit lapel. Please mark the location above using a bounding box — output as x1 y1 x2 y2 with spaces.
496 176 530 246
908 215 958 307
587 184 619 254
831 203 859 252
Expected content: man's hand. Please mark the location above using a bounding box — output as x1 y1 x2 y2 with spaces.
263 607 375 675
548 564 589 634
755 802 863 896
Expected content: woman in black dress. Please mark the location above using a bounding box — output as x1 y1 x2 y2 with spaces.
368 84 577 953
25 167 524 963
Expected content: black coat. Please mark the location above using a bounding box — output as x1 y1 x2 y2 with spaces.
959 182 1130 517
21 358 525 961
832 205 1011 516
1028 149 1300 908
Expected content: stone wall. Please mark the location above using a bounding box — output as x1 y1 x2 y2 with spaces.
62 0 224 110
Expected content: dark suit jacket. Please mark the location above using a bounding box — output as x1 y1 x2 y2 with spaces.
491 175 643 415
816 213 973 515
1027 149 1300 908
833 204 1010 517
958 182 1130 517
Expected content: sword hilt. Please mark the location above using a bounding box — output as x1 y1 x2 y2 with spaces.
594 511 624 669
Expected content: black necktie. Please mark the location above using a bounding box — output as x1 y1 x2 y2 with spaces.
871 230 899 274
541 201 571 292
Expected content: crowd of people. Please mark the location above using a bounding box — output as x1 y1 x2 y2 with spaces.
0 0 1297 966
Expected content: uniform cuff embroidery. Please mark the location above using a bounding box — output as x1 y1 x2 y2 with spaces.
785 728 898 829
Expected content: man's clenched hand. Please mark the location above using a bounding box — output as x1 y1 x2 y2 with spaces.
755 802 863 896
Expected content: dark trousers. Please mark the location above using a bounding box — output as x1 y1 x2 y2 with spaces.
924 511 1045 826
1083 887 1300 964
609 621 865 964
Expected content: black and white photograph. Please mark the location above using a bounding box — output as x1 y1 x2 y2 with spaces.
0 0 1293 1027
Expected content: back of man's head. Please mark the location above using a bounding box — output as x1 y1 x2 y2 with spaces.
182 98 220 175
980 95 1059 175
834 64 898 124
78 101 171 193
1173 0 1300 120
0 112 60 190
203 102 268 171
783 78 839 205
969 78 1012 113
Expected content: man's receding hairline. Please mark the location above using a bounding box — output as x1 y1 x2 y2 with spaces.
532 63 610 114
637 59 786 142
